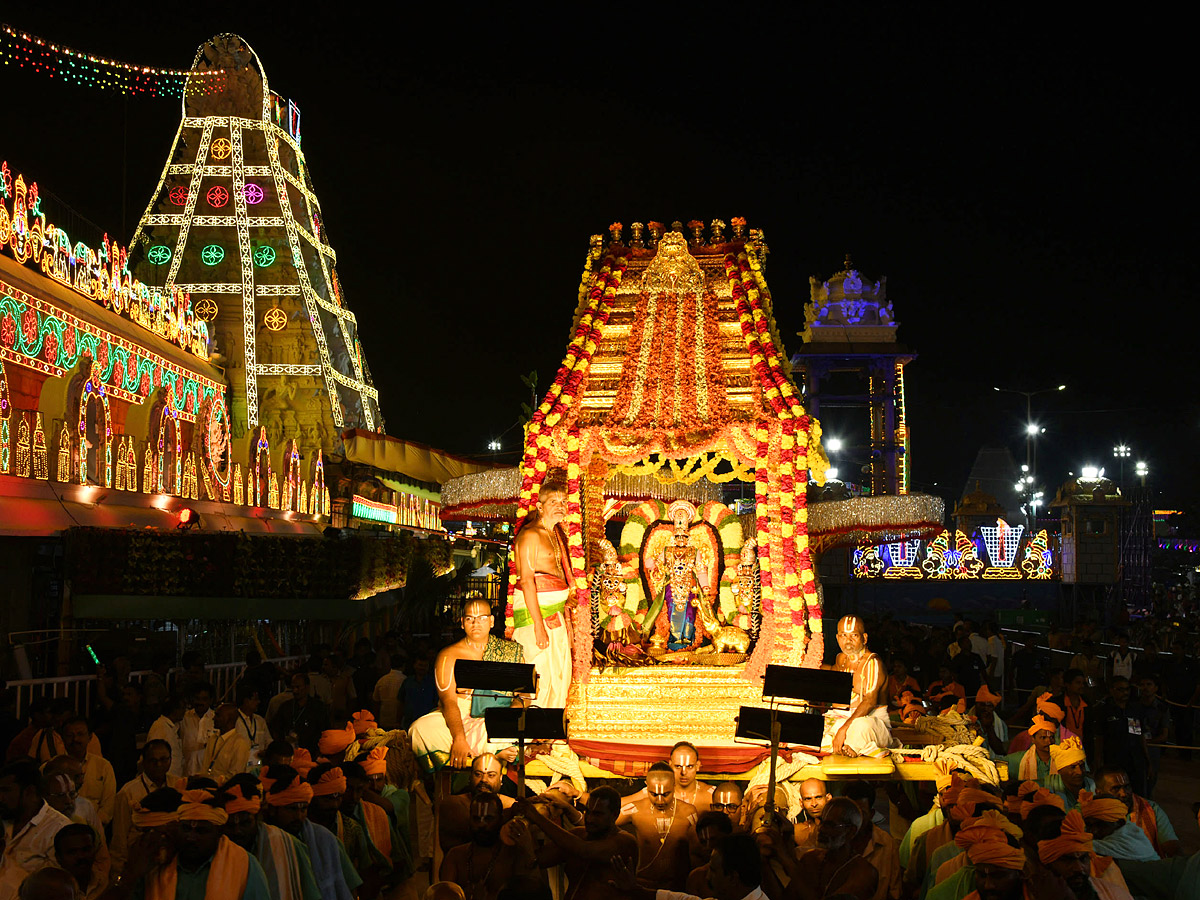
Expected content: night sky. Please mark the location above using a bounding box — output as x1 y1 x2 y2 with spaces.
4 12 1195 509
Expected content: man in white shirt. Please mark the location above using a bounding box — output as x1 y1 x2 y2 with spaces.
179 682 216 776
609 831 768 900
203 704 251 781
39 758 110 887
234 686 272 767
61 717 116 826
109 738 173 877
146 695 186 780
1111 634 1137 682
371 654 407 730
0 759 72 900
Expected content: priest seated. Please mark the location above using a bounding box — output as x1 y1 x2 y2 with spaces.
820 616 894 758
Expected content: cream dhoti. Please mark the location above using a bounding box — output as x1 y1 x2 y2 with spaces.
821 705 893 758
512 582 572 709
410 694 507 774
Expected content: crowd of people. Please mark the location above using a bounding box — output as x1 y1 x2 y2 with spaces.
0 609 1196 899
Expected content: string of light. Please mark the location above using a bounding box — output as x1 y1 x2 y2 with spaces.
1 24 225 97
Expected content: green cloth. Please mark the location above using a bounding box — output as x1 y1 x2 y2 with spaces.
1146 798 1178 844
1004 749 1051 783
512 599 567 628
922 844 962 899
380 784 412 857
335 813 375 884
131 849 270 900
254 823 321 900
899 807 944 869
470 635 526 717
926 864 975 900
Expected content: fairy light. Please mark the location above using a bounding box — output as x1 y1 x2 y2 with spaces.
78 361 113 487
0 356 9 473
0 25 225 97
32 412 48 480
352 494 397 524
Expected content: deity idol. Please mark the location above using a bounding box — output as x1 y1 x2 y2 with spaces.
592 538 638 649
728 539 759 632
642 500 709 651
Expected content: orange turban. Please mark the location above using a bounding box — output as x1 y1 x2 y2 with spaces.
968 841 1027 871
132 803 179 828
318 723 356 755
172 777 190 792
222 783 262 815
178 789 229 825
291 748 316 777
1036 693 1065 723
1050 737 1086 772
1038 810 1092 864
1079 791 1126 823
935 763 962 792
949 787 999 821
902 703 925 724
1019 788 1065 819
955 809 1023 847
975 685 1003 706
1027 715 1057 736
361 746 388 777
310 768 347 797
899 690 917 705
262 772 314 807
351 711 377 736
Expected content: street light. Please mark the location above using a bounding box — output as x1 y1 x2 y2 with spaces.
994 384 1066 480
487 440 502 451
1113 444 1131 488
1135 460 1148 486
825 437 843 454
1081 465 1099 480
825 467 840 481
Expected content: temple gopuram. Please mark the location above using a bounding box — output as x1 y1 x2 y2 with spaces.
0 34 497 673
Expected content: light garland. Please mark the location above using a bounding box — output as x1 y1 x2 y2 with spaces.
0 162 210 358
0 25 226 97
15 411 30 476
32 411 47 480
77 360 113 487
311 449 325 516
283 439 300 510
252 425 272 507
352 494 397 525
0 356 9 473
156 387 182 493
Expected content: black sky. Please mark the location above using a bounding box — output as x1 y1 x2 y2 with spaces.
4 10 1196 509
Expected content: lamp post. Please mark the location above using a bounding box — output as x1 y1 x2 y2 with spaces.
994 384 1066 479
1135 460 1148 486
1113 444 1131 489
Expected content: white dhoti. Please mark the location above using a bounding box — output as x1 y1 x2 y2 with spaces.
821 706 893 758
512 588 573 709
410 694 508 774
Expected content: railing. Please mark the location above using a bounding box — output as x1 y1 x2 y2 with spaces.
9 655 306 720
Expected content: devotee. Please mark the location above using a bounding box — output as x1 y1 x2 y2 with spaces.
439 752 514 853
39 761 109 887
219 775 321 900
926 810 1023 900
399 650 439 728
1093 765 1179 857
513 784 633 899
101 788 271 900
1005 716 1056 784
146 696 185 781
670 742 714 811
822 616 893 758
961 837 1028 900
1093 677 1149 796
711 782 744 828
260 764 359 900
793 778 832 848
234 686 272 766
14 868 75 900
898 763 959 868
439 792 539 898
790 797 879 900
927 666 967 709
1135 675 1170 799
887 658 922 706
60 718 115 826
350 710 377 740
179 683 216 776
52 823 105 899
270 673 329 757
1007 691 1071 755
316 723 357 764
609 831 761 900
5 700 54 763
410 599 522 774
970 686 1007 755
1046 737 1094 808
619 764 697 890
338 761 396 887
1056 670 1091 753
513 477 574 709
921 787 1006 898
844 780 901 900
905 776 965 890
1078 791 1157 862
685 810 734 894
371 655 407 730
0 760 71 899
203 703 252 781
1110 635 1137 682
1104 801 1200 900
26 702 101 766
1037 810 1134 900
306 763 378 894
261 741 294 771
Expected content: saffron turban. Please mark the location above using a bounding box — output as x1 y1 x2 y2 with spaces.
1027 715 1057 736
1038 810 1093 864
975 685 1003 705
899 690 918 705
1019 788 1065 819
361 746 388 777
318 723 356 755
222 783 262 815
310 768 347 797
351 711 377 736
903 703 925 724
1050 737 1086 772
1007 781 1040 815
178 789 229 825
968 841 1028 871
1036 693 1065 723
954 809 1023 847
934 761 962 792
132 803 179 828
1079 791 1127 823
262 771 315 807
949 787 999 821
291 748 316 777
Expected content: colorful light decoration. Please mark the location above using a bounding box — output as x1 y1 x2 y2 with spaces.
252 246 275 267
311 449 325 516
15 412 30 476
0 356 9 473
210 138 232 160
168 186 188 206
243 183 264 205
980 519 1024 568
253 425 272 507
200 244 225 266
201 394 232 501
352 494 397 524
32 412 47 480
283 438 300 510
147 245 172 265
194 298 218 321
206 186 229 208
77 360 113 487
0 25 226 97
156 388 182 494
852 528 1056 580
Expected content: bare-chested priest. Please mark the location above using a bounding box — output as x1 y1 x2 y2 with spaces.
618 764 697 890
514 477 574 709
410 598 523 774
820 615 893 758
437 752 515 853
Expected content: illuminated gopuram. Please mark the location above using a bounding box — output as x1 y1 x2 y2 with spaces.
129 34 380 456
791 257 914 496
